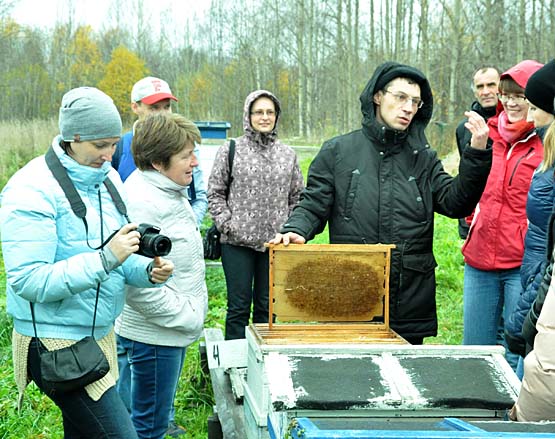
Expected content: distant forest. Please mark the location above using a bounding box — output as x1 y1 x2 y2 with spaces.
1 0 554 150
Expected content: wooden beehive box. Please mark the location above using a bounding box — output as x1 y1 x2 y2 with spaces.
250 243 406 345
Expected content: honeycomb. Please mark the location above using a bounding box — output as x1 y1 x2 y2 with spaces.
282 257 382 319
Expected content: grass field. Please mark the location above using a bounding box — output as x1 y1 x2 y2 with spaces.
0 123 466 438
0 212 465 439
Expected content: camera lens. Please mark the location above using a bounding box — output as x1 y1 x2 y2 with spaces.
135 223 172 258
151 235 172 256
140 234 172 257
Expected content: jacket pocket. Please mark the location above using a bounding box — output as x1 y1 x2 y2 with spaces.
402 253 437 272
396 253 438 320
344 169 360 220
407 176 428 223
181 298 205 334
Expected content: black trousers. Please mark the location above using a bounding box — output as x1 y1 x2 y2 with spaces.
221 243 269 340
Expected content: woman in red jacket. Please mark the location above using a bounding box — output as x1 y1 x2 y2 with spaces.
462 60 544 371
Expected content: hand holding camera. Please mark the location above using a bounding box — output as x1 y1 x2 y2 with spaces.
107 222 173 266
107 223 142 263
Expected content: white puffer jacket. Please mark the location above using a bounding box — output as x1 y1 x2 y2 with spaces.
513 259 555 421
115 170 208 347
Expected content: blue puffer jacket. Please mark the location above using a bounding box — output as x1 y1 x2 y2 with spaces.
506 151 555 356
112 130 135 181
0 137 154 341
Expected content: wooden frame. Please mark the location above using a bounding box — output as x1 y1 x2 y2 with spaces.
252 243 405 345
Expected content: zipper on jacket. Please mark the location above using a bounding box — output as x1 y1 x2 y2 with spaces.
508 147 535 186
344 169 361 220
396 242 406 310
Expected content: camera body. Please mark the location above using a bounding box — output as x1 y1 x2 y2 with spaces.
136 223 172 258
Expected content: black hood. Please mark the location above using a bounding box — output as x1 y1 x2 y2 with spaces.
360 62 433 148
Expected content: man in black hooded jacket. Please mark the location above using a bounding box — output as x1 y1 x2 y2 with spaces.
271 61 492 344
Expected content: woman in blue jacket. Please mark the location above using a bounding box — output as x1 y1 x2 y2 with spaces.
505 60 555 377
0 87 173 438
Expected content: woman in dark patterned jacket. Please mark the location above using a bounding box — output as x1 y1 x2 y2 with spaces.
207 90 304 340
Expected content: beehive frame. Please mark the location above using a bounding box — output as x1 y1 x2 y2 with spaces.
251 243 404 344
268 243 394 325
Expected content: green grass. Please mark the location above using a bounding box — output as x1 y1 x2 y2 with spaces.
0 218 464 438
0 251 228 439
0 119 57 189
431 215 465 345
0 122 465 437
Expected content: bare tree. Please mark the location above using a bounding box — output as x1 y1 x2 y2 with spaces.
0 0 15 18
3 0 555 146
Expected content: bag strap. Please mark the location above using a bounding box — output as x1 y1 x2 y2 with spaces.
226 139 235 200
31 146 126 342
45 146 129 222
104 177 129 221
30 302 42 356
30 282 101 343
45 146 87 218
229 139 236 174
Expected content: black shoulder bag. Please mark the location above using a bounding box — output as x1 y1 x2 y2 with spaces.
30 302 109 395
204 139 235 260
30 147 129 395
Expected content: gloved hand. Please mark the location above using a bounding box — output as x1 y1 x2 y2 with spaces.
504 330 526 358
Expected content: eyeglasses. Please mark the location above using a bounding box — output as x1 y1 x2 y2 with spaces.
383 90 424 109
250 109 276 117
497 94 527 105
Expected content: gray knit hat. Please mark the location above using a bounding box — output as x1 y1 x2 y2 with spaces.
59 87 122 142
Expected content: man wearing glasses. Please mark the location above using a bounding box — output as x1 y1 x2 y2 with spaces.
455 67 500 239
271 61 492 345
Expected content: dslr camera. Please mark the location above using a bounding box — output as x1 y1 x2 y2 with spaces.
136 223 172 258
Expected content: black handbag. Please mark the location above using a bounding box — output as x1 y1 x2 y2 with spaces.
39 335 109 394
30 283 109 396
203 223 222 260
204 139 236 260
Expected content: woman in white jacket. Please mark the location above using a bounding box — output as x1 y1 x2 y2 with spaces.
114 112 208 439
510 261 555 421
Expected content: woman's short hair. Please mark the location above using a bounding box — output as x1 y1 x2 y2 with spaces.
499 77 524 95
132 113 201 171
59 140 72 153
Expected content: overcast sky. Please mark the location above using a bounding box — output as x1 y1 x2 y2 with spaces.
10 0 211 30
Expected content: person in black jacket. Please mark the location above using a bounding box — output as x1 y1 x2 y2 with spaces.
455 67 500 239
270 61 492 344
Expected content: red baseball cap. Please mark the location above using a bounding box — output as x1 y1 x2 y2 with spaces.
131 77 178 104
